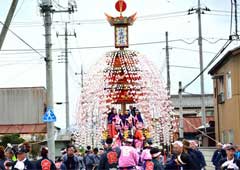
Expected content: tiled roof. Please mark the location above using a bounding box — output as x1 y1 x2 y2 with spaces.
174 116 214 133
0 124 47 134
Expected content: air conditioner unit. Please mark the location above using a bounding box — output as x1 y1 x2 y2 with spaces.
218 92 225 104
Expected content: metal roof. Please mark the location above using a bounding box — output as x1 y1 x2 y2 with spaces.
208 46 240 75
171 94 214 108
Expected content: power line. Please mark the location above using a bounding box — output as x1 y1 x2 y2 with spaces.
12 0 25 20
0 38 203 52
171 46 216 54
0 21 45 59
183 39 232 90
170 65 199 69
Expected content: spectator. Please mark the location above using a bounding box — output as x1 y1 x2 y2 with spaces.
98 138 119 170
5 146 16 162
219 145 240 170
61 145 79 170
234 145 240 159
12 147 34 170
0 146 6 170
211 143 226 170
165 141 183 170
74 150 85 170
92 148 100 170
84 149 94 170
150 147 164 170
55 157 62 170
190 140 206 170
177 139 200 170
35 146 56 170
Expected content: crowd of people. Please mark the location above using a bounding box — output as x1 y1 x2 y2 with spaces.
104 106 146 151
0 138 240 169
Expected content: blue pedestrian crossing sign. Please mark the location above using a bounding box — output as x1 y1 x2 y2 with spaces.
42 107 56 123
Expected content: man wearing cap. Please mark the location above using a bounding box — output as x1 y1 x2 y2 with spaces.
118 138 139 170
218 145 240 170
12 147 34 170
98 138 120 170
211 143 226 170
150 147 164 170
35 147 56 170
164 141 183 170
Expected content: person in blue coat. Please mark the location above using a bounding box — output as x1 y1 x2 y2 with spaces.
60 145 80 170
190 140 206 170
211 143 226 170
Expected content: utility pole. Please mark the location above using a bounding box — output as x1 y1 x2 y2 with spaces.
197 0 206 131
57 22 76 131
165 31 170 95
0 0 19 50
40 0 76 161
188 0 210 131
40 0 55 161
178 81 184 139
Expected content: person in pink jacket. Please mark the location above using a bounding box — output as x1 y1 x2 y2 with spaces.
118 138 139 170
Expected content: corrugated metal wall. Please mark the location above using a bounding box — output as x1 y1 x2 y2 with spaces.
0 87 46 124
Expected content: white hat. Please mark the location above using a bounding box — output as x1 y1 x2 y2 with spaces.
172 141 183 147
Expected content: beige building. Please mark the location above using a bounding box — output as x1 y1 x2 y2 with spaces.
209 46 240 144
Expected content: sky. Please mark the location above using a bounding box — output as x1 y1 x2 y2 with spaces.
0 0 240 128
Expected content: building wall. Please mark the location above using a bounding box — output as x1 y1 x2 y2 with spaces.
0 87 46 124
213 56 240 144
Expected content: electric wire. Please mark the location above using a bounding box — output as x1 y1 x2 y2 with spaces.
183 39 232 90
170 46 216 54
12 0 25 20
0 21 45 59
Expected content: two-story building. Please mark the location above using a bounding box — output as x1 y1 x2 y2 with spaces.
209 46 240 144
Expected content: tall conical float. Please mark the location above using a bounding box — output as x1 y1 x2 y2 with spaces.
72 0 176 148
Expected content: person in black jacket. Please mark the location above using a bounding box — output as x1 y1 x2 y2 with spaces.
211 143 226 170
165 141 183 170
218 145 240 170
179 139 201 170
12 147 34 170
98 138 120 170
190 140 206 170
61 145 80 170
35 146 56 170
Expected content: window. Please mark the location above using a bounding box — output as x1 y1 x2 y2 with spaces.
217 76 225 104
229 129 234 143
221 130 228 144
206 110 214 116
218 76 224 93
226 72 232 99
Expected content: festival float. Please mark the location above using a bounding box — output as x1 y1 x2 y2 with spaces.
73 0 177 149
